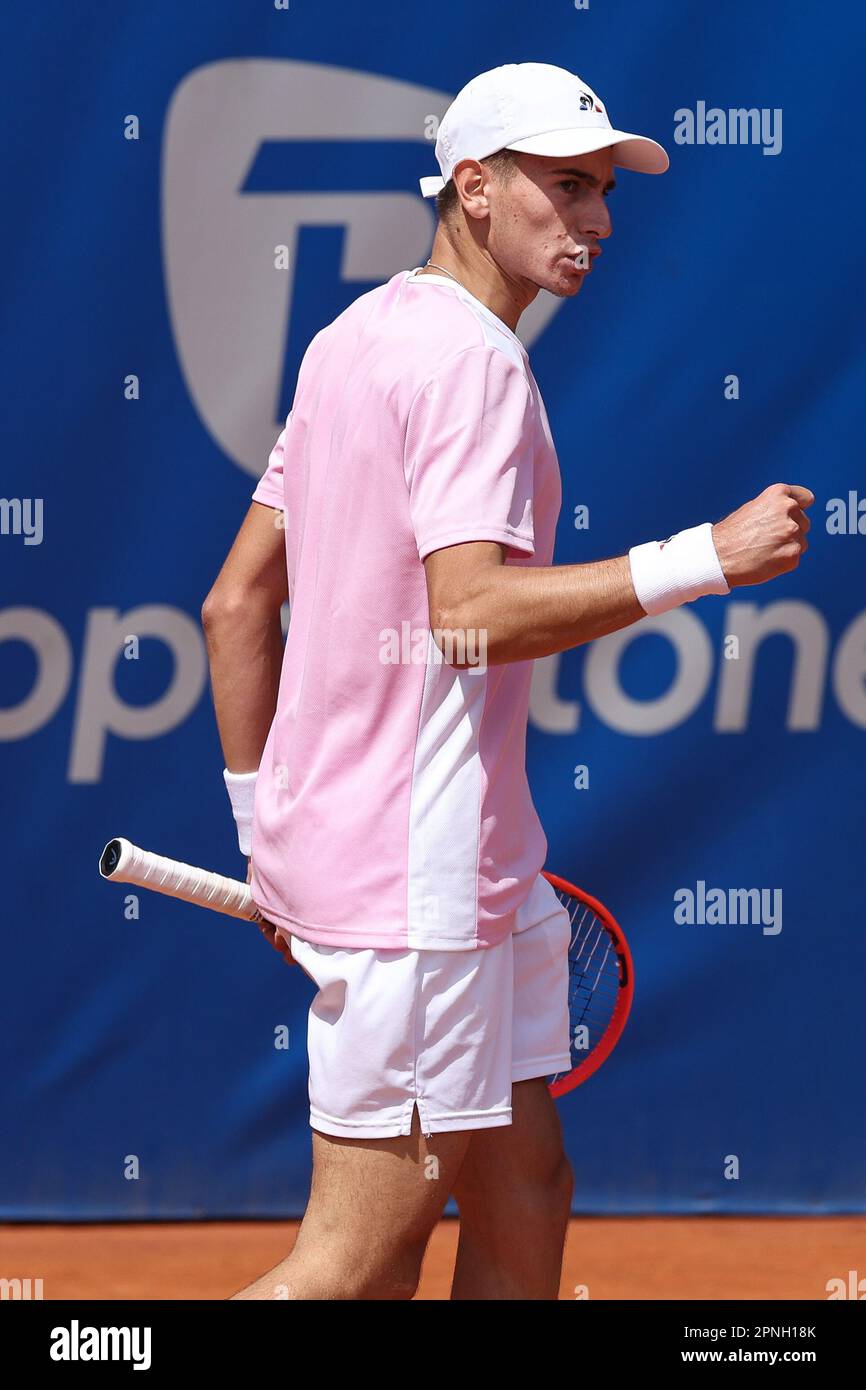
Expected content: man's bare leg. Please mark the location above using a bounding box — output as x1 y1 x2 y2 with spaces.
450 1077 573 1300
230 1106 471 1300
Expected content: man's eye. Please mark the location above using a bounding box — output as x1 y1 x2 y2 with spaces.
559 179 612 197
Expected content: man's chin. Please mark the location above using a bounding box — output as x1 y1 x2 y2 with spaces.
544 273 585 299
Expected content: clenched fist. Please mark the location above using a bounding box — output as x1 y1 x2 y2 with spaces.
712 484 814 588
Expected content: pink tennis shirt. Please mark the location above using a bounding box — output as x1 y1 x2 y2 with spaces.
248 267 561 950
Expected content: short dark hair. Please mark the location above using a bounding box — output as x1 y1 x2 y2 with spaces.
435 147 519 223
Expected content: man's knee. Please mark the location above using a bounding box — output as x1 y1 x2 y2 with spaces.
550 1153 574 1223
291 1219 429 1300
330 1234 428 1301
520 1152 572 1231
460 1152 573 1238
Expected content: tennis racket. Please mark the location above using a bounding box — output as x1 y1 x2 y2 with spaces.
98 839 633 1095
542 871 633 1097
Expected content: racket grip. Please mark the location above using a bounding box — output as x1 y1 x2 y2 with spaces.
98 837 262 922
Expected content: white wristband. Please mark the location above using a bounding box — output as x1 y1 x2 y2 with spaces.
223 768 258 856
628 521 730 617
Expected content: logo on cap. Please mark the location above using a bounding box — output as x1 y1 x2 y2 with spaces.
578 90 604 113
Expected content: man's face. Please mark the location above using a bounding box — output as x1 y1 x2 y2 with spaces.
485 147 615 298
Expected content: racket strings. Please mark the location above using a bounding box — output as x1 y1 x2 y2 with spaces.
549 889 624 1086
568 906 615 985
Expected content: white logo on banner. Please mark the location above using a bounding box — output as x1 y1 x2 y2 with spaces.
162 59 560 479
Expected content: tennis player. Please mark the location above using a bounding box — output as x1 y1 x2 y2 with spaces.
202 62 812 1300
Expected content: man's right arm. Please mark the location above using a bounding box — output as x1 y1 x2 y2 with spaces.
424 483 814 668
426 543 645 666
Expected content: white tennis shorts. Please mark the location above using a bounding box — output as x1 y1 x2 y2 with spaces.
283 873 572 1139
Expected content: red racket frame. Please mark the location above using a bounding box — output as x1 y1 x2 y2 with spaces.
542 871 634 1098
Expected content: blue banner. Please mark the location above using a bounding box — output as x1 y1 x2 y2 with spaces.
2 0 864 1217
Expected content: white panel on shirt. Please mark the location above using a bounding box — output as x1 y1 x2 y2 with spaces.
406 631 487 948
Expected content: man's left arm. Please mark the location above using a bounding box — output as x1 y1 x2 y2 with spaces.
201 500 287 771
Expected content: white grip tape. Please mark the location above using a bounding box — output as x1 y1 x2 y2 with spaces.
99 838 261 922
628 521 730 617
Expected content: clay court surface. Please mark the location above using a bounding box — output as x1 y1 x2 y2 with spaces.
3 1217 861 1300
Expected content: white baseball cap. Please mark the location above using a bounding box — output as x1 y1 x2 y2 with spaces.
419 62 669 197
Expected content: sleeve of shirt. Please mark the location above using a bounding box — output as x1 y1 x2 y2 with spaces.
251 415 289 510
403 346 535 562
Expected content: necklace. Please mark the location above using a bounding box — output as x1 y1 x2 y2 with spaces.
423 259 464 288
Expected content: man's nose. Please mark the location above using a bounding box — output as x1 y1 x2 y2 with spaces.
581 194 613 240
